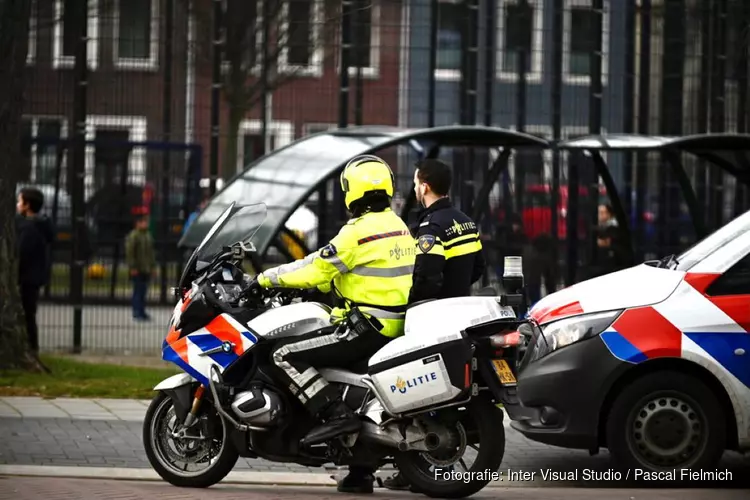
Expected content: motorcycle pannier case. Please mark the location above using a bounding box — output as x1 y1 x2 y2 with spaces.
367 330 473 414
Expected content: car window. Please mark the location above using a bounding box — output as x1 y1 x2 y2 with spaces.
676 210 750 271
706 254 750 296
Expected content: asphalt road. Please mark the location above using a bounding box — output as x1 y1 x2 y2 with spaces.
1 416 748 489
0 477 747 500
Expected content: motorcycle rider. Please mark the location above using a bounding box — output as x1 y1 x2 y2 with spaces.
246 154 415 493
383 157 486 491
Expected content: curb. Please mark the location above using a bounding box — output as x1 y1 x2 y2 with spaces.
0 465 548 488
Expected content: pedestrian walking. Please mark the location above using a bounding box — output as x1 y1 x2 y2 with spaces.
125 215 155 321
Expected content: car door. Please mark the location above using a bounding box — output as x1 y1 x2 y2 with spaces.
693 253 750 390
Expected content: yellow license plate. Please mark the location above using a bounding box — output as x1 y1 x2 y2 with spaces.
492 359 517 385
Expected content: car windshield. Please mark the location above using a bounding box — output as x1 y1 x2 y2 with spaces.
675 209 750 271
179 203 267 289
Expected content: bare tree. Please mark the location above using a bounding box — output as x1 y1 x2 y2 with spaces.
192 0 344 175
0 0 46 371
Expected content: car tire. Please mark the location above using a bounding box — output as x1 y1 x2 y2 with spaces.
605 370 726 472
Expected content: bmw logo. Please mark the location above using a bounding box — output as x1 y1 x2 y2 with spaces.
221 341 233 353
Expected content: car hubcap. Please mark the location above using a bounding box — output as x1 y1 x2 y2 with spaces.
630 395 704 467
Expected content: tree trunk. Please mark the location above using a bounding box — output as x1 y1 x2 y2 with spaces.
0 0 45 372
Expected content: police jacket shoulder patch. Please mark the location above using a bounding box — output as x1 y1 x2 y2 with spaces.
320 243 337 258
417 234 436 254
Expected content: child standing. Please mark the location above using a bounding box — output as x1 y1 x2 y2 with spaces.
125 216 155 321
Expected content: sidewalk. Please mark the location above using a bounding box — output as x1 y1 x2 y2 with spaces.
0 397 148 421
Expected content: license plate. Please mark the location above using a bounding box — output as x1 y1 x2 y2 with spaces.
491 359 517 385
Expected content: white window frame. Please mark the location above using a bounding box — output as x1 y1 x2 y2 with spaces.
53 0 100 70
337 0 381 80
496 0 544 83
84 115 148 199
27 0 37 65
236 119 294 172
434 0 463 81
221 0 263 77
22 115 70 184
113 0 160 71
278 0 324 77
563 0 610 86
302 122 337 135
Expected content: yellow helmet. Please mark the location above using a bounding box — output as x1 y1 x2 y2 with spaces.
339 155 395 209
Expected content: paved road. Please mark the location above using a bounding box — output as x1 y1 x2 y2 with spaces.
1 416 748 488
0 477 747 500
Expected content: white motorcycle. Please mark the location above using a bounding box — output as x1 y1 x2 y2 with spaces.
143 202 528 498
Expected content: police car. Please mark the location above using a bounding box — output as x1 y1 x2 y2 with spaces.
511 209 750 472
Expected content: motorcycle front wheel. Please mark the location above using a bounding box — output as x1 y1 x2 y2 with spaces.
395 394 506 498
143 391 239 488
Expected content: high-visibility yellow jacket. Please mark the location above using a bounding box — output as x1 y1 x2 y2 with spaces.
258 208 416 337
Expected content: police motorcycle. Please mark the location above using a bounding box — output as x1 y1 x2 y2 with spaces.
144 201 530 498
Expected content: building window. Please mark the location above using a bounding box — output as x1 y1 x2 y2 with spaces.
222 0 262 76
236 120 294 172
20 116 69 185
563 0 609 85
279 0 323 76
84 116 148 199
53 0 100 69
435 0 462 80
303 123 337 135
114 0 159 69
497 0 543 82
340 0 380 79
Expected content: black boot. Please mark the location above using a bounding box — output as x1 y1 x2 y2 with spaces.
336 466 374 494
300 401 362 446
382 472 410 491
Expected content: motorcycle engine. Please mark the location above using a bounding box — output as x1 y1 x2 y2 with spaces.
230 386 283 426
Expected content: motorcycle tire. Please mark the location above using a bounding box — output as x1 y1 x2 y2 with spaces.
395 394 505 498
143 391 239 488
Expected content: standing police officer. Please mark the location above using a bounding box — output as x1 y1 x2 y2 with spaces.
409 158 485 303
383 158 486 491
249 154 416 493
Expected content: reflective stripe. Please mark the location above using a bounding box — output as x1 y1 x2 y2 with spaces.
305 378 328 399
265 253 317 286
357 230 410 245
443 233 479 249
350 264 414 277
322 254 349 273
444 239 482 259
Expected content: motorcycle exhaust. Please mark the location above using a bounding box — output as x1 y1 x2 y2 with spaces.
358 421 439 452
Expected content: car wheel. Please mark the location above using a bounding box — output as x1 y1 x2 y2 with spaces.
606 370 726 472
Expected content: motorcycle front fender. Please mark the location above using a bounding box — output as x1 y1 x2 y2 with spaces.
154 373 199 424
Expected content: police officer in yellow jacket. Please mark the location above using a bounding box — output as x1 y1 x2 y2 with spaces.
245 155 415 491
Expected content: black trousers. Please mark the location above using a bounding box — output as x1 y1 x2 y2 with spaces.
270 327 391 416
20 283 40 352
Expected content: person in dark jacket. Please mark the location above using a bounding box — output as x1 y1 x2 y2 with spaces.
16 187 55 353
408 159 486 304
590 204 628 278
382 158 485 492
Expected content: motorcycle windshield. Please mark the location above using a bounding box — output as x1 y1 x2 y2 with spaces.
179 202 267 290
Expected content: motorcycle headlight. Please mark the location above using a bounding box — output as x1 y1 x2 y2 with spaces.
538 310 622 357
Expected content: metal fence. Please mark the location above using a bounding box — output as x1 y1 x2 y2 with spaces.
18 0 750 354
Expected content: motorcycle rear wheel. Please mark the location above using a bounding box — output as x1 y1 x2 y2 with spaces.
143 391 239 488
395 394 505 498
